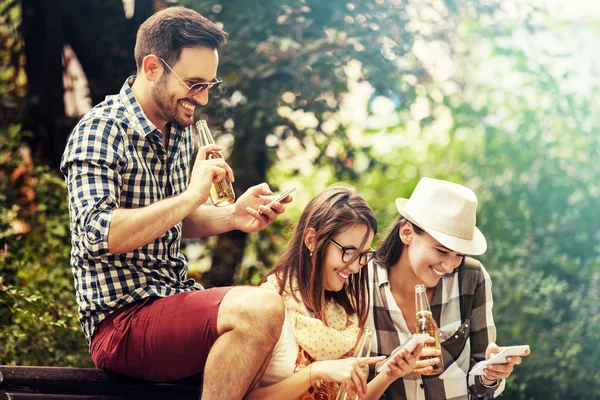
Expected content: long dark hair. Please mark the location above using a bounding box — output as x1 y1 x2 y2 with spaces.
375 217 424 268
134 6 228 70
260 185 377 328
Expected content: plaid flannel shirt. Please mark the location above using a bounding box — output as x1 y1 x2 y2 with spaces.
60 77 202 346
367 257 505 399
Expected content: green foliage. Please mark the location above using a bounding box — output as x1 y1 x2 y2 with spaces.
181 0 473 176
253 2 600 397
449 14 600 397
348 4 600 398
0 0 26 122
0 124 91 366
470 62 600 399
486 243 600 399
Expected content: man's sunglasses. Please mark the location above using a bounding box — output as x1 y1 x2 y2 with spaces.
158 57 222 96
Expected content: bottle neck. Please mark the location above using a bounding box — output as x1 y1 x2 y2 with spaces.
353 327 374 357
196 120 216 145
414 285 431 313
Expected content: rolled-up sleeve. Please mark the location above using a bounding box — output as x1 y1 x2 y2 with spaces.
468 265 506 398
61 117 126 257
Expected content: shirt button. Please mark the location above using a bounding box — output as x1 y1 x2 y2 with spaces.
86 231 99 243
420 383 424 389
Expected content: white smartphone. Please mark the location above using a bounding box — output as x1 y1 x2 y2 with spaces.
376 334 431 374
469 345 530 376
258 187 296 214
266 187 296 208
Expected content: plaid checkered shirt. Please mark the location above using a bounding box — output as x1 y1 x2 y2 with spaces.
367 257 506 399
60 77 202 346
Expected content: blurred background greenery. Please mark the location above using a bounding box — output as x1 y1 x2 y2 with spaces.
1 0 599 398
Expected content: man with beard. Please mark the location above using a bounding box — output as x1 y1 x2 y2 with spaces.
60 7 288 400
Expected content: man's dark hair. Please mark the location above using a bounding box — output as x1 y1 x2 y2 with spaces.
134 6 228 71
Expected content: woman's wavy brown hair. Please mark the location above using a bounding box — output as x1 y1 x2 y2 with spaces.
260 184 377 328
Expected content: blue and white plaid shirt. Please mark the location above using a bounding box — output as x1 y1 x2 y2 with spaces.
60 77 202 346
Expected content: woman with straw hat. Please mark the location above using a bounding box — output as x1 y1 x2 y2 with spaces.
365 177 530 399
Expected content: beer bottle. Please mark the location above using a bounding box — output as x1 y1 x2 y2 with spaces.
195 120 235 207
414 284 444 375
335 327 374 400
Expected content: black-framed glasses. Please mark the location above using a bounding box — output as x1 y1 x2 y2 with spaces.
329 239 375 266
158 57 222 95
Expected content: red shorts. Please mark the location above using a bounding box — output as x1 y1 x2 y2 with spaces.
90 287 232 382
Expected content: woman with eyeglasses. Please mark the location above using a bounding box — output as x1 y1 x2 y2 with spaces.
245 185 423 400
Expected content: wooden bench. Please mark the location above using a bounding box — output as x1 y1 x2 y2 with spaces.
0 366 201 400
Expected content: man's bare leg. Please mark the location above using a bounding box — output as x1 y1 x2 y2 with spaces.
201 286 284 400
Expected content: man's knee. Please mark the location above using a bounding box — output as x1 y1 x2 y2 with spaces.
219 287 284 339
239 288 284 334
251 289 284 335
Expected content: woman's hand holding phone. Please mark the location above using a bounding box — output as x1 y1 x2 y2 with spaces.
311 356 385 398
377 334 430 374
381 343 424 380
470 343 531 384
402 337 440 377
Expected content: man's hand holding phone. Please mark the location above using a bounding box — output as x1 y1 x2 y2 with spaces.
258 187 296 215
236 185 295 233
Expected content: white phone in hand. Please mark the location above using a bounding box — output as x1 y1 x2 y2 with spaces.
266 187 296 208
259 187 296 214
376 334 430 374
469 345 530 376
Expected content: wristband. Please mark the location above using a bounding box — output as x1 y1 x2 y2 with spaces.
481 374 498 387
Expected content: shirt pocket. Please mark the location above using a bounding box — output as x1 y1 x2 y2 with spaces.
439 318 471 378
440 318 470 347
438 323 471 400
169 154 191 196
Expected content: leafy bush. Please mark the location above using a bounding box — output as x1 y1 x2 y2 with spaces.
0 124 91 367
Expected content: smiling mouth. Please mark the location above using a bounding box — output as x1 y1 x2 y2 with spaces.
430 266 445 277
180 100 196 111
337 270 350 281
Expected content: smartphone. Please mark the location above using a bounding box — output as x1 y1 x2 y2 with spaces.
376 334 430 374
266 187 296 208
258 187 296 215
469 345 530 376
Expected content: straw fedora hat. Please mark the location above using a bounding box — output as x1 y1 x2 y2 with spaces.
395 177 487 256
